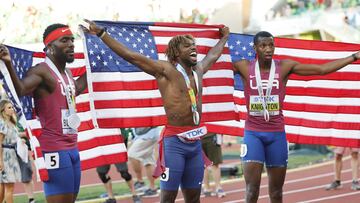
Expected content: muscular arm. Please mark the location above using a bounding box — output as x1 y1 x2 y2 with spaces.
198 26 230 74
0 45 43 96
4 61 43 97
290 51 360 76
233 59 249 78
83 20 167 77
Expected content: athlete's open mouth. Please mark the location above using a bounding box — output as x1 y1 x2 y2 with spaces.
190 51 197 61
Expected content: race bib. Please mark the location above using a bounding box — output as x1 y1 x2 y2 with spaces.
160 167 169 182
44 152 60 169
240 144 248 158
61 109 77 134
249 95 280 116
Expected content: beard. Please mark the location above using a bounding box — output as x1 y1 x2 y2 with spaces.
58 52 74 63
66 56 75 63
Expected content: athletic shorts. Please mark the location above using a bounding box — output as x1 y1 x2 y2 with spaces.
43 148 81 196
160 136 204 191
241 130 288 167
201 135 222 165
128 138 157 166
96 162 128 174
334 147 360 155
19 158 33 183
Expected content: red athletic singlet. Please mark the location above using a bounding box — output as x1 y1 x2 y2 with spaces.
34 62 77 151
244 60 286 132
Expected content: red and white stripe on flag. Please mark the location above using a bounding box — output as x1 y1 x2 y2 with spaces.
82 22 237 128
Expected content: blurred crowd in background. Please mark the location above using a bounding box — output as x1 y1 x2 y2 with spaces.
0 0 216 44
267 0 360 29
0 0 359 45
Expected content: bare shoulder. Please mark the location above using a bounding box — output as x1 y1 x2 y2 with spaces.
154 60 177 79
233 59 250 77
280 59 298 74
26 63 48 76
233 60 250 70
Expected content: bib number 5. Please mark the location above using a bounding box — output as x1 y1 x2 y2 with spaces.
44 152 60 169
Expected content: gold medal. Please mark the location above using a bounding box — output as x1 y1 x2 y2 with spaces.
193 111 200 125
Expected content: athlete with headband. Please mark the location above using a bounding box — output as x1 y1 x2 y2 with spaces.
81 20 229 203
233 31 360 203
0 23 88 203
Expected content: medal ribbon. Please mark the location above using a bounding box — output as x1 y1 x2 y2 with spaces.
254 60 276 122
45 57 76 114
175 64 199 125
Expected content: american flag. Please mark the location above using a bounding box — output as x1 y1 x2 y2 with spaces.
0 46 127 181
81 21 237 128
207 33 360 147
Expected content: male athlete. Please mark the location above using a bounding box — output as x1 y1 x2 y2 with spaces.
0 23 87 203
82 20 229 203
233 31 360 203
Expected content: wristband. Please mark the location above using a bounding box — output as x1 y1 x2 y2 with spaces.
352 53 358 61
97 27 107 38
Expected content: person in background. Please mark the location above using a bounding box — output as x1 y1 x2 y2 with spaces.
0 100 21 203
96 128 141 203
128 127 160 196
17 123 36 203
201 132 226 198
325 147 360 190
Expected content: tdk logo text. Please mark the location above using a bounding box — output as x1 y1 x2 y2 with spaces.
186 129 204 138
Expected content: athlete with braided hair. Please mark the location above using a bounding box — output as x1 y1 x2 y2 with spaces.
81 20 229 203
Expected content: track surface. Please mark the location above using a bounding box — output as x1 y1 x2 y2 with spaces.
14 155 360 202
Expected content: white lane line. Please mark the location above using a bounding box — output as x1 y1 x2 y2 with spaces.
298 191 360 203
222 169 353 203
157 165 354 203
223 179 357 203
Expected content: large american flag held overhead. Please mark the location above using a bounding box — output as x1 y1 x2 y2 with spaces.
81 21 237 128
1 21 360 184
0 46 127 181
82 21 360 147
207 33 360 147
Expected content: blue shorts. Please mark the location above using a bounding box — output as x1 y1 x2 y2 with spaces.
241 130 288 167
160 136 204 191
43 148 81 196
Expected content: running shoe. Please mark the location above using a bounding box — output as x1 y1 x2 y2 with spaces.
142 188 158 197
216 188 226 198
351 180 360 190
202 189 212 197
325 181 341 190
134 181 147 192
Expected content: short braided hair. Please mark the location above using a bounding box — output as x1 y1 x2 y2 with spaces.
165 34 195 63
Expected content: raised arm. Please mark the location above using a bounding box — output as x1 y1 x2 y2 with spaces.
81 20 166 77
198 26 229 74
290 51 360 76
0 45 43 96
